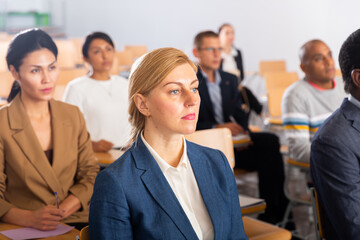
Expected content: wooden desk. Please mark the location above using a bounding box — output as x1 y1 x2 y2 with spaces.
239 195 266 215
243 216 292 240
94 149 124 165
0 223 79 240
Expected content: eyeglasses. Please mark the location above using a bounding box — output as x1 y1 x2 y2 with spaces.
198 47 223 53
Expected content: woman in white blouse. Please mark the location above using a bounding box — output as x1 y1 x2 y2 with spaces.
63 32 132 152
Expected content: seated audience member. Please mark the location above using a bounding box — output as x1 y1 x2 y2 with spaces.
282 40 346 162
311 29 360 240
193 30 287 224
63 32 131 152
0 29 99 230
218 23 262 117
89 48 248 239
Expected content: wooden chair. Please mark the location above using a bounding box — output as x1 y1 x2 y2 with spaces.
115 50 134 72
79 225 89 240
57 68 88 85
124 45 147 59
335 68 342 77
280 158 312 239
243 216 292 240
311 187 325 240
266 87 287 125
264 71 298 91
185 128 235 168
54 39 77 69
0 71 14 99
69 37 85 66
259 60 286 76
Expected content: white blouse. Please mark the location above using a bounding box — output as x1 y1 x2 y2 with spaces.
141 134 214 240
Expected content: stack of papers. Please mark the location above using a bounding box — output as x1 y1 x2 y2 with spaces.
232 134 251 148
239 194 265 209
0 224 73 240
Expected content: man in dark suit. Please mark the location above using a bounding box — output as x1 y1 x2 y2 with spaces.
193 30 288 224
311 28 360 239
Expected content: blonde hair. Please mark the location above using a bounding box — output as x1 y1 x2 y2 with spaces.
128 47 197 141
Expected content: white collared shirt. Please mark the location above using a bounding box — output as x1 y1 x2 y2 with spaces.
349 94 360 109
221 47 240 77
141 134 214 240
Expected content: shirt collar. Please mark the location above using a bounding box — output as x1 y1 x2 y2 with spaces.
221 47 237 57
200 70 222 85
141 133 188 172
306 79 336 91
349 94 360 110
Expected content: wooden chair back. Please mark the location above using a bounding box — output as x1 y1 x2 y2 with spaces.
185 128 235 168
79 225 89 240
69 38 84 66
267 87 287 120
335 68 342 77
124 45 147 59
311 187 326 240
54 39 77 69
264 71 298 91
57 68 88 85
259 60 286 76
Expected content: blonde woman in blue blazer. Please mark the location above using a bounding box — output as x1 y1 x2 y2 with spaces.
89 48 248 240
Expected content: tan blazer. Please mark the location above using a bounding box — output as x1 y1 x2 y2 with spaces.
0 94 99 223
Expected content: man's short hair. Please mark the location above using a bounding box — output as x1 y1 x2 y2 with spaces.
339 29 360 94
299 39 324 63
193 31 218 49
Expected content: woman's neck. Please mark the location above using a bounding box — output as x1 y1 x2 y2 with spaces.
143 126 184 167
90 71 111 81
21 94 50 118
222 45 232 54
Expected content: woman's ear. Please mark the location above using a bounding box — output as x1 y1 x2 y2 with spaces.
9 65 20 81
133 93 150 117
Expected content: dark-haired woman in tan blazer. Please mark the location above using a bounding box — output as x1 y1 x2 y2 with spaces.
0 29 99 230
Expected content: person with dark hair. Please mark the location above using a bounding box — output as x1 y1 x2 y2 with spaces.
282 39 346 163
63 32 131 152
193 30 288 225
89 47 248 239
311 29 360 239
218 23 263 118
0 28 99 230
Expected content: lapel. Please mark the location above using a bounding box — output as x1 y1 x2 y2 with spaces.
49 99 72 199
219 70 235 121
8 95 63 197
187 141 224 239
342 98 360 133
197 71 215 119
131 138 198 239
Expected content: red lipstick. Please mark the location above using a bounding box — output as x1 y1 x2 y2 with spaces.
182 113 195 120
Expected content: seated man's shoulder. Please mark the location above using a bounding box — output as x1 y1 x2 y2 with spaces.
283 80 309 99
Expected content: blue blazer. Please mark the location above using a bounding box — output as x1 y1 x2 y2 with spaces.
311 99 360 239
89 137 248 240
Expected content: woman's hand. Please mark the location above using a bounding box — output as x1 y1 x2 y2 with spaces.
1 206 64 231
29 206 65 230
59 194 81 219
92 139 113 152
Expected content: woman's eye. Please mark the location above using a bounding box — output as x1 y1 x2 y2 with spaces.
191 88 198 93
49 65 56 70
170 89 179 95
